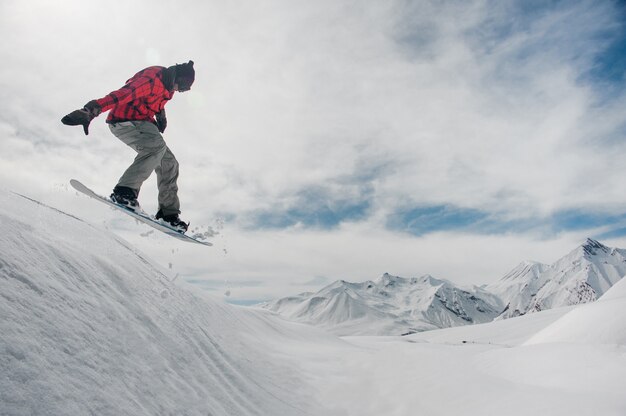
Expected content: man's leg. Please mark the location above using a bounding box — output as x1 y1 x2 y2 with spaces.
155 147 181 216
109 121 167 195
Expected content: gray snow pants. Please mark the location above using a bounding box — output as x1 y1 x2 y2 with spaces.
108 121 180 216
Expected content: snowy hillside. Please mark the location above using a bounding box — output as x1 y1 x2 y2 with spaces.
1 189 625 416
260 273 502 336
0 190 335 416
526 271 626 345
488 238 626 318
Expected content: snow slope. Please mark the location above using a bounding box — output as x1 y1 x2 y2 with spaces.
314 302 626 416
2 189 626 416
260 273 502 336
526 273 626 345
406 304 577 346
0 190 336 416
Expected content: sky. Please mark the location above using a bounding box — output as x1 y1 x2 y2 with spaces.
1 0 626 304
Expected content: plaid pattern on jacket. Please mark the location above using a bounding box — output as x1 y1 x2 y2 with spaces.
95 66 174 123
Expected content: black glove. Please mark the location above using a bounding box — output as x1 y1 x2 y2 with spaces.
60 100 102 135
61 108 94 135
83 100 102 118
155 109 167 133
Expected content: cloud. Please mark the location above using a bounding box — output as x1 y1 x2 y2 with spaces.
243 184 373 229
296 275 331 287
4 0 625 222
2 0 626 302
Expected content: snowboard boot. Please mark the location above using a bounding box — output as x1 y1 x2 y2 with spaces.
110 186 140 212
155 209 189 233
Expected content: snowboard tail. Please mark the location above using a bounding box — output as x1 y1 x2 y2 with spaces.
70 179 212 246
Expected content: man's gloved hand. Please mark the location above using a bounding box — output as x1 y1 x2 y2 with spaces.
60 100 102 135
83 100 102 118
155 109 167 133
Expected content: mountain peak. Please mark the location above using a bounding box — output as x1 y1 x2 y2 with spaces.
498 260 547 282
377 273 403 287
581 238 609 257
376 273 447 288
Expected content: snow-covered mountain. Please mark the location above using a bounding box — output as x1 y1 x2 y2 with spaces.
487 238 626 319
260 273 502 336
262 239 626 336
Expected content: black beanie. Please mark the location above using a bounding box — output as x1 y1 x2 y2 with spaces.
176 60 195 91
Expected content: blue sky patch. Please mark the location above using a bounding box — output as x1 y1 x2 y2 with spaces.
387 205 488 235
247 186 372 229
596 226 626 239
251 200 370 229
549 210 624 231
386 205 626 237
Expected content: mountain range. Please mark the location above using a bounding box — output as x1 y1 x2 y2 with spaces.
260 238 626 335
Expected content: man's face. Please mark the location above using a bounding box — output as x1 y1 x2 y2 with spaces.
174 83 191 93
175 77 193 92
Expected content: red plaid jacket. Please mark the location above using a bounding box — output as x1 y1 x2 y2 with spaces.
95 66 174 123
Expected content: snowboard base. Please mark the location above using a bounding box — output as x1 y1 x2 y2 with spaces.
70 179 212 246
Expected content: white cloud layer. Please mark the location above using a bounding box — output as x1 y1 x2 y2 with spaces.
1 0 625 301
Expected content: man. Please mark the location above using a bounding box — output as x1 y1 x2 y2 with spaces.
62 61 195 232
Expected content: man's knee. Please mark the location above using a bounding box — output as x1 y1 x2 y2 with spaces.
162 149 179 168
136 134 167 156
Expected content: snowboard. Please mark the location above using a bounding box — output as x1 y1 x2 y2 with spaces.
70 179 212 246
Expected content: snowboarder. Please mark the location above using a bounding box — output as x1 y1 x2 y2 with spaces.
62 61 195 232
